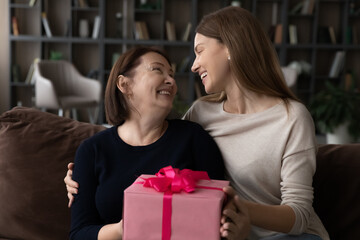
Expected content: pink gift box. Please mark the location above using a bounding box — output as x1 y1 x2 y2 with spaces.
123 174 229 240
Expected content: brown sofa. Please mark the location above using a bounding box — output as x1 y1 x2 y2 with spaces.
0 107 359 240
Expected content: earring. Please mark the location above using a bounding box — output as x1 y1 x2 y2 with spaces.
126 93 133 99
228 56 231 61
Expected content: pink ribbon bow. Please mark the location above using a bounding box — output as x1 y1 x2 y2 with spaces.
141 166 210 193
139 166 212 240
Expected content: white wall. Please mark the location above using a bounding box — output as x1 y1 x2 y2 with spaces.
0 1 9 114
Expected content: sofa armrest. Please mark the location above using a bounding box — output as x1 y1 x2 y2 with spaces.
0 107 106 240
314 144 360 240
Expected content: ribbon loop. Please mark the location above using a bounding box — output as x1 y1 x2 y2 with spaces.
142 166 210 193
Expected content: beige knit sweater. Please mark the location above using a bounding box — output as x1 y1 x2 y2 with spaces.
183 99 329 240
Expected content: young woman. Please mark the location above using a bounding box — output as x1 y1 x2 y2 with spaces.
184 6 329 240
69 46 229 239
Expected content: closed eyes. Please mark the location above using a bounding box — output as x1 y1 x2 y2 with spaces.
151 67 162 73
150 66 174 78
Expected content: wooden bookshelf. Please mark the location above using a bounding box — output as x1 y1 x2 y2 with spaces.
8 0 360 122
252 0 360 105
9 0 230 122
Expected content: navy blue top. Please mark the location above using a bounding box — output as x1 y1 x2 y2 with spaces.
70 119 225 239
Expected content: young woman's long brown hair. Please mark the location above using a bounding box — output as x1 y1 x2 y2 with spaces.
196 6 299 106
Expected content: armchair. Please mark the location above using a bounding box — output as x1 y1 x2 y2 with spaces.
34 60 102 123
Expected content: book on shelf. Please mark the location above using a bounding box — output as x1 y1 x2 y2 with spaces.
92 16 101 39
29 0 37 7
328 51 345 78
328 26 336 44
346 26 354 44
267 2 278 42
79 19 90 38
64 19 71 37
24 64 34 84
181 22 192 42
290 1 304 14
25 58 40 85
274 24 283 44
271 2 278 26
301 0 309 14
12 16 19 36
317 26 331 44
134 21 149 40
288 25 298 44
78 0 89 8
12 64 21 83
140 22 149 40
134 22 142 40
165 21 176 41
307 0 315 14
301 0 315 15
41 12 52 37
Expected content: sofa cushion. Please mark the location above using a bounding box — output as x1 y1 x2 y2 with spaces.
314 144 360 240
0 107 105 240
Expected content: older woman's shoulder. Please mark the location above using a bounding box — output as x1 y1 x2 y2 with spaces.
168 118 204 130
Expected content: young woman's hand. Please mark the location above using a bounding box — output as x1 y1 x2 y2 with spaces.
64 162 78 208
220 186 251 240
98 219 123 240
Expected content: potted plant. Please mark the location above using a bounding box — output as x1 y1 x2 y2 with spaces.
309 81 360 144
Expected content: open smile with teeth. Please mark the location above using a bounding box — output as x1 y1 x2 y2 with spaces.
201 72 208 79
158 90 171 95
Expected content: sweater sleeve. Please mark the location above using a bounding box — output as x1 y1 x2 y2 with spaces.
70 140 104 240
280 107 317 235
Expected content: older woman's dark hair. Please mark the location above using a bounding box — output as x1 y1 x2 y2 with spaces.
104 46 171 125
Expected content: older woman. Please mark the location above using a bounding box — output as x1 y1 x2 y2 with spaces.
69 46 226 239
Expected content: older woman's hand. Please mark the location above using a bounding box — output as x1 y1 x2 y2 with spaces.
220 186 251 240
64 162 78 208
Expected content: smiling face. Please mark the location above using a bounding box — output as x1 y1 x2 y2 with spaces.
118 52 177 116
191 33 231 94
